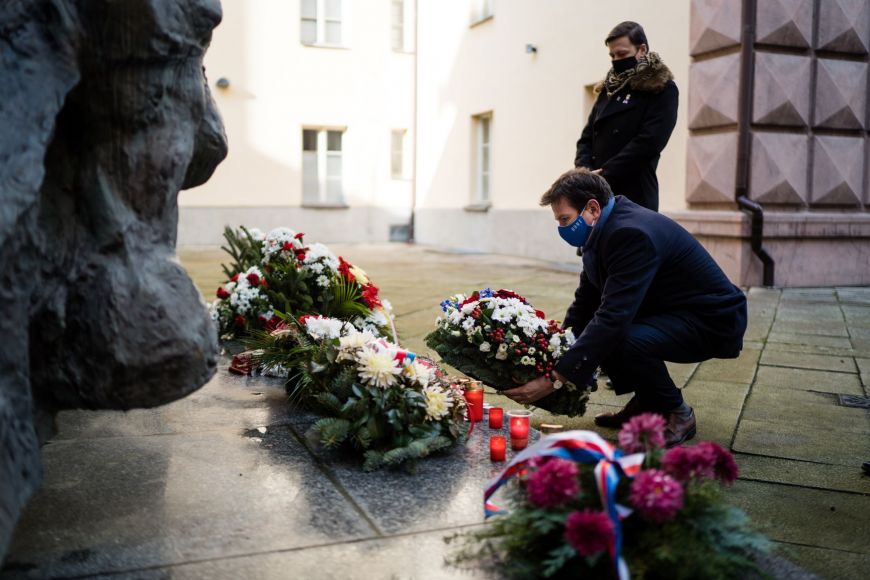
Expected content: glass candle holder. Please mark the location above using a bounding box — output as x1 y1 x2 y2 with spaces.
490 435 506 461
463 381 484 422
488 407 504 429
508 409 532 450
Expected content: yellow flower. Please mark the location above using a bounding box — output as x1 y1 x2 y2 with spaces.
350 265 370 285
423 386 452 420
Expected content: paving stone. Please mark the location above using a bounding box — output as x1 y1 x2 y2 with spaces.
770 320 850 337
1 430 374 579
733 419 870 466
767 332 854 349
775 304 845 322
763 340 856 358
759 350 857 373
727 480 870 554
681 380 749 444
840 304 870 323
753 365 864 395
836 286 870 305
68 529 493 580
735 453 870 495
773 543 870 580
741 383 870 435
54 364 292 440
781 288 839 301
693 347 761 384
857 358 870 389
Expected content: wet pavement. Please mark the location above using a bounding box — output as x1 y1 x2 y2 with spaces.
2 244 869 579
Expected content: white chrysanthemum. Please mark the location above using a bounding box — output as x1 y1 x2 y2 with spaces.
479 341 491 352
303 243 340 273
404 360 434 387
304 317 346 340
447 309 464 325
365 309 388 328
356 346 402 388
246 227 266 240
337 331 377 360
520 356 534 366
423 386 452 420
461 317 476 332
495 343 509 360
263 227 301 260
316 274 330 287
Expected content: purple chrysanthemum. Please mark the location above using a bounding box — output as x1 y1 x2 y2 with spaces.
564 510 614 556
696 441 739 484
525 458 580 508
618 412 667 453
629 469 684 523
661 444 717 482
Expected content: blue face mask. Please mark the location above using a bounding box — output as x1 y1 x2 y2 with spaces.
558 197 614 247
558 210 594 247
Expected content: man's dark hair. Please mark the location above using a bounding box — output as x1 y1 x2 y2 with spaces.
540 168 613 210
605 21 648 48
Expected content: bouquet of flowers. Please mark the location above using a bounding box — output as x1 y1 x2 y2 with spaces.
449 415 769 579
247 314 467 471
209 226 394 341
425 288 590 417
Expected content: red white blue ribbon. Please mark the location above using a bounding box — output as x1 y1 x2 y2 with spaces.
483 431 644 580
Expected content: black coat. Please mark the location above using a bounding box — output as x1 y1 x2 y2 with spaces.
575 69 679 212
554 196 747 387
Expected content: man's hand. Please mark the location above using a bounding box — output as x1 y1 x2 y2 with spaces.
503 376 555 405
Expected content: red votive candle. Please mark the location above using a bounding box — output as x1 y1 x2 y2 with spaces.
490 436 506 461
488 407 504 429
464 382 484 422
508 410 532 450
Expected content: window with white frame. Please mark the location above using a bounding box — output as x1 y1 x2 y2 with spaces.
303 128 345 205
472 0 493 24
391 130 405 179
473 114 492 204
392 0 404 51
300 0 343 46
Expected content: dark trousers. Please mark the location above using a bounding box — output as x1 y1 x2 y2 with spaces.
601 312 740 413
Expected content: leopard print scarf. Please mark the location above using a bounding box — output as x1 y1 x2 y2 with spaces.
603 52 664 98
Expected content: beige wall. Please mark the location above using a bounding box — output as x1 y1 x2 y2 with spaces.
179 0 691 255
413 0 690 261
180 0 416 244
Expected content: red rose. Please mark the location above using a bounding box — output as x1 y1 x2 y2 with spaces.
361 283 382 308
495 289 527 303
294 232 305 239
296 252 307 262
535 309 546 319
246 273 260 286
282 241 294 251
298 314 312 325
234 315 246 328
216 287 230 299
231 274 239 282
460 292 481 307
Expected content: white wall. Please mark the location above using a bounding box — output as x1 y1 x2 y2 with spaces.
179 0 415 244
414 0 690 261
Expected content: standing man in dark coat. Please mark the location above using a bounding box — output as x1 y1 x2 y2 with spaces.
575 21 678 212
504 169 747 446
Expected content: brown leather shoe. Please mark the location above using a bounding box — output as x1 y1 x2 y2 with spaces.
594 396 647 429
664 406 697 447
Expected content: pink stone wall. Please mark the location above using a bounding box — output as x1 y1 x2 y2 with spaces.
683 0 870 287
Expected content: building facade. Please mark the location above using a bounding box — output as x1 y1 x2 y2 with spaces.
181 0 691 267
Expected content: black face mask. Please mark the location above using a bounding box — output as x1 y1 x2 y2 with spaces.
611 56 638 74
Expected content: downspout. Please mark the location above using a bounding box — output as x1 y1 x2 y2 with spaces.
407 0 418 244
735 0 774 286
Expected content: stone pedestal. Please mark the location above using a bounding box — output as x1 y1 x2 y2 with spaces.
687 0 870 286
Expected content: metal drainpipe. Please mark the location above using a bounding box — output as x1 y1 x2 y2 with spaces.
735 0 774 287
407 0 418 244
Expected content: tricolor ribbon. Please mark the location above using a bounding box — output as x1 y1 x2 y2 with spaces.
483 431 644 580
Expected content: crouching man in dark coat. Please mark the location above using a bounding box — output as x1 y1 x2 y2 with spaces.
503 169 747 446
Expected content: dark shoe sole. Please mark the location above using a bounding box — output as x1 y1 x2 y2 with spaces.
666 426 697 448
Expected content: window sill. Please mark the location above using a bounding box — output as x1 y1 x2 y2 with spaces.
300 42 350 50
469 15 493 28
464 202 492 213
302 202 350 210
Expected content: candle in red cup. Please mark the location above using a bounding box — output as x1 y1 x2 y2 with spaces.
508 410 532 450
463 381 484 422
490 435 506 461
488 407 504 429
